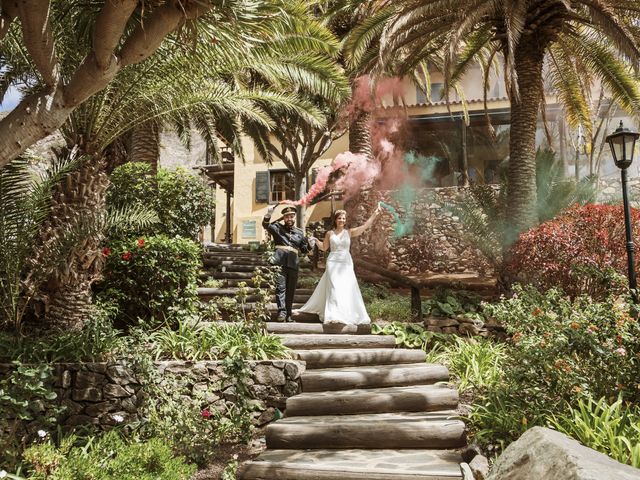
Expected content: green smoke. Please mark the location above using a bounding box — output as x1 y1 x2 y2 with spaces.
379 152 441 238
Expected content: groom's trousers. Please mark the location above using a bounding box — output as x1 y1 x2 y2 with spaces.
275 266 298 318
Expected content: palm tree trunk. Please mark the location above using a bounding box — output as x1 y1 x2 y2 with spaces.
29 158 109 330
505 41 546 246
349 111 372 158
130 120 160 173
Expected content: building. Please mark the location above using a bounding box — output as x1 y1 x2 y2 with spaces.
200 64 633 245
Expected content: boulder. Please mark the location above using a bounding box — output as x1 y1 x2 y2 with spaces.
487 427 640 480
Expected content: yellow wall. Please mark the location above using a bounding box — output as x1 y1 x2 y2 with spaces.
213 69 517 244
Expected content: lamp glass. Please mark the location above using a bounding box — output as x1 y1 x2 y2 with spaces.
625 134 637 163
610 136 625 164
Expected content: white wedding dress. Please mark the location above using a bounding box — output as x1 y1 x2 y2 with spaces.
297 229 370 325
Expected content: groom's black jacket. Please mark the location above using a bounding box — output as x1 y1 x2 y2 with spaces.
262 214 311 269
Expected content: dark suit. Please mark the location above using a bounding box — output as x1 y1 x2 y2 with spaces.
263 213 311 318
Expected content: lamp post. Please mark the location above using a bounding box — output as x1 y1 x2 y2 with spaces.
606 121 640 302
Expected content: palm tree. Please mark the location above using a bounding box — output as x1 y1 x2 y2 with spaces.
378 0 640 243
1 0 347 329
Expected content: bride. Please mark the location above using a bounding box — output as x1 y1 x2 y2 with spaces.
297 205 382 325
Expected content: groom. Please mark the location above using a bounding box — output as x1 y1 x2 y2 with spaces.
262 204 315 322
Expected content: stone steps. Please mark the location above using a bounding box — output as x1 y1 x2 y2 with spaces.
301 363 449 392
293 348 426 368
266 322 371 335
198 289 311 304
285 384 459 417
265 411 466 449
239 449 464 480
278 334 396 350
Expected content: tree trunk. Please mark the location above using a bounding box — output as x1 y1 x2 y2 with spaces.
505 41 546 246
294 174 307 229
130 119 160 173
26 157 109 331
349 112 372 158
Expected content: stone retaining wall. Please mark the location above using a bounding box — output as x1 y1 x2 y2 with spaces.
597 175 640 205
347 187 494 276
0 359 304 432
423 315 506 339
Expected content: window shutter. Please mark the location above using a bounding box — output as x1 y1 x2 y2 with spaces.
255 171 269 203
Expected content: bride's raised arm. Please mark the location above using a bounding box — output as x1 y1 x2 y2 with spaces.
350 204 382 238
313 230 332 252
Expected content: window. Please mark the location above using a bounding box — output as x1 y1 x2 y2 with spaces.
416 83 444 104
269 171 295 203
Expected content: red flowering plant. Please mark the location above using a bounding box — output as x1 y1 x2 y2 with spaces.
505 204 640 298
96 235 201 325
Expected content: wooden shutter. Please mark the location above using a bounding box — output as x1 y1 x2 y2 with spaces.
255 171 269 203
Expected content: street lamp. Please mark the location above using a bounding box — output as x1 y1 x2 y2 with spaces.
606 121 640 302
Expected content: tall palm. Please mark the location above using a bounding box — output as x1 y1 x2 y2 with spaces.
1 0 346 329
378 0 640 243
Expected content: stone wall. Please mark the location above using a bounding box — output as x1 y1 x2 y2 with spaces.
348 187 494 277
0 359 304 432
423 315 506 339
597 175 640 205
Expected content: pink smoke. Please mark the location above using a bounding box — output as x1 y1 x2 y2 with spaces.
285 75 415 206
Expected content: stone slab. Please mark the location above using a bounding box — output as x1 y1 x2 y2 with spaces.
278 334 395 350
294 348 426 368
267 322 371 335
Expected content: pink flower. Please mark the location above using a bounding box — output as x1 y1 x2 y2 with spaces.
201 408 211 419
615 347 627 357
102 247 111 257
137 238 145 248
121 251 133 261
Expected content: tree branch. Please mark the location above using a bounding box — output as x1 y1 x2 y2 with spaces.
119 1 211 67
0 1 17 41
17 0 59 86
93 0 138 70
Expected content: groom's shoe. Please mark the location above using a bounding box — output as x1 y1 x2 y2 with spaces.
276 313 287 322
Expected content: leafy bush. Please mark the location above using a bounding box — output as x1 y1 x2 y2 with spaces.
550 396 640 468
506 204 639 298
0 363 61 471
97 235 201 325
22 431 195 479
469 285 640 453
361 284 413 322
108 162 214 240
149 321 290 361
423 288 484 319
372 322 453 351
430 337 506 393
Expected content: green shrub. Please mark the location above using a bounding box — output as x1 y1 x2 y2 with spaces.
367 294 412 322
0 363 61 471
22 431 195 479
550 396 640 468
98 235 201 325
484 285 640 405
430 337 506 393
149 320 290 361
423 289 484 319
468 285 640 453
372 322 453 351
108 162 215 240
156 168 215 239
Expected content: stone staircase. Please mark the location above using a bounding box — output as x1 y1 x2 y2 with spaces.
198 244 318 319
238 322 467 479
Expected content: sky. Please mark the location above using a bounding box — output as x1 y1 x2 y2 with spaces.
0 85 21 112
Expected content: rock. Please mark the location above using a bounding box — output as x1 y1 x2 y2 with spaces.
487 427 640 480
284 362 305 380
72 387 102 402
459 323 481 336
106 365 138 385
86 363 107 374
103 384 132 399
85 401 115 417
75 371 105 389
257 407 277 426
61 370 72 388
461 443 485 463
460 462 475 480
425 317 459 328
66 414 99 426
254 364 286 386
470 455 490 480
60 399 84 415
